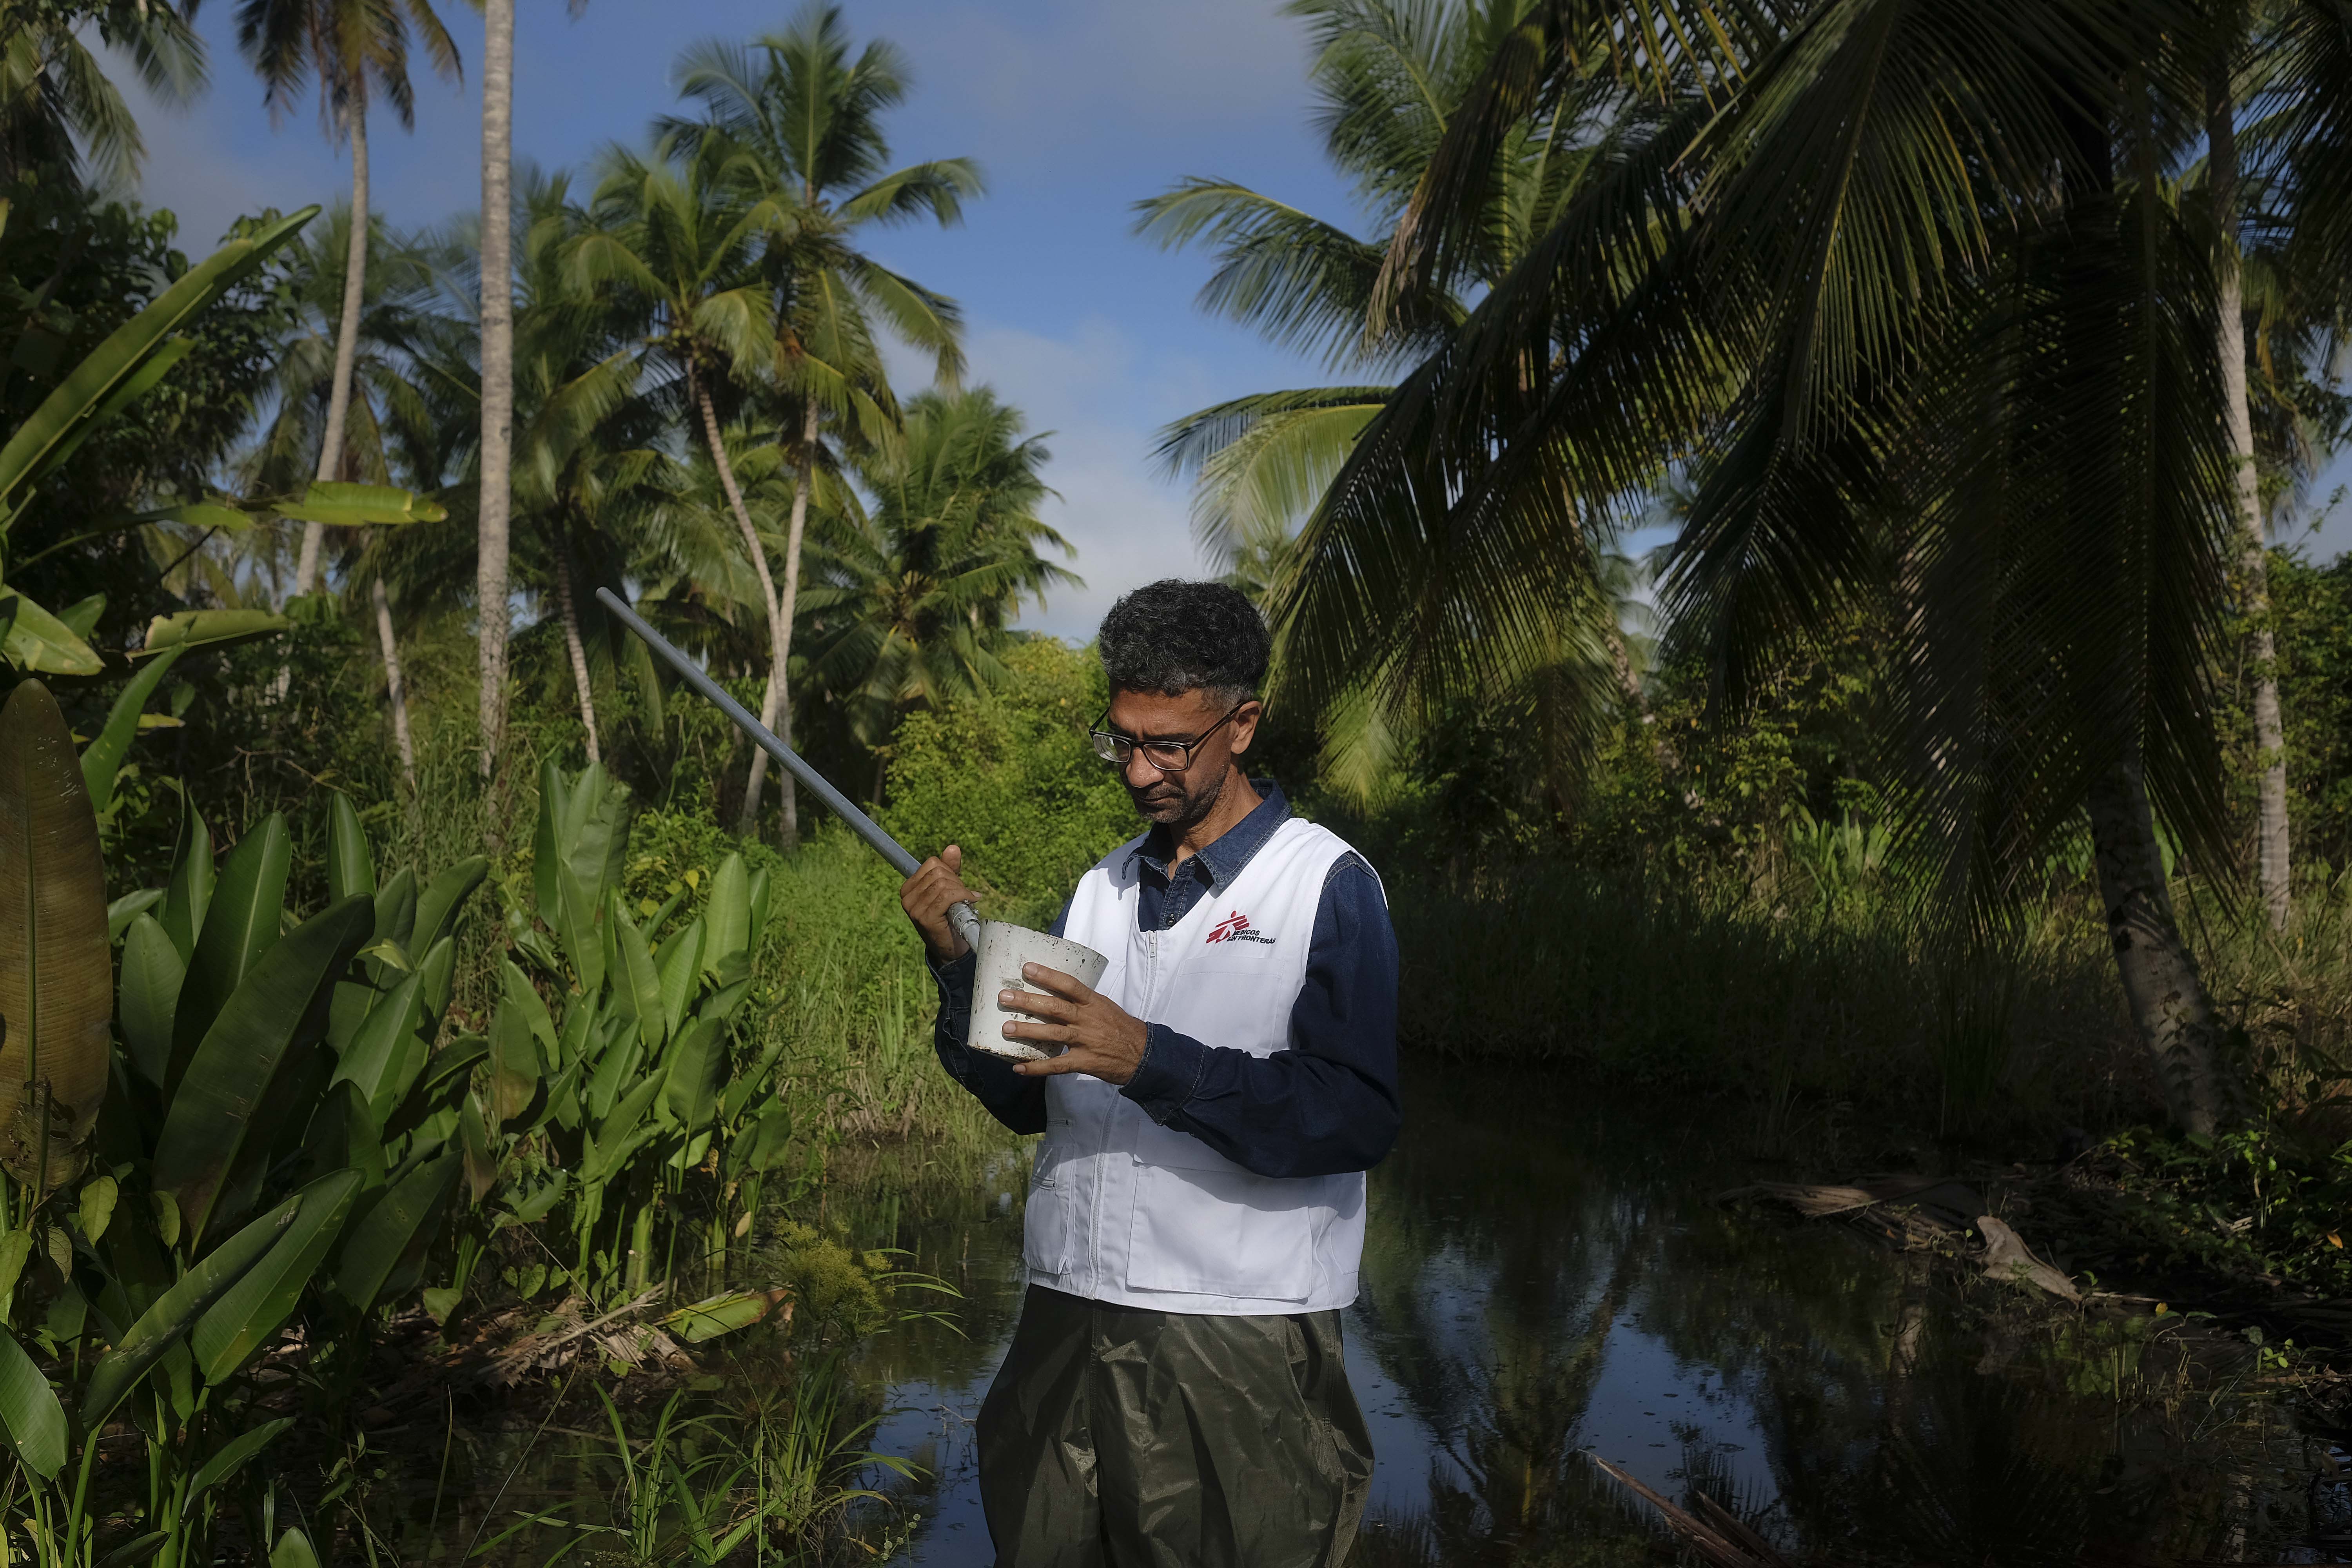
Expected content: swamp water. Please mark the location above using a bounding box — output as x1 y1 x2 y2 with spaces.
839 1065 2348 1566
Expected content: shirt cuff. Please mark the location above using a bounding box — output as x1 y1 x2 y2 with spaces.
1121 1024 1209 1124
929 950 977 1043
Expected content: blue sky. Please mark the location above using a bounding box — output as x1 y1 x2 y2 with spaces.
120 0 2352 636
122 0 1379 639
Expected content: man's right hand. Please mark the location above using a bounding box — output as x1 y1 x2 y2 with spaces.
900 844 976 963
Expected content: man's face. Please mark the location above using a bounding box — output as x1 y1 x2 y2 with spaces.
1103 686 1262 828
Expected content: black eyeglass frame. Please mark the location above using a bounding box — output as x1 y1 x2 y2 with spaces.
1088 702 1253 773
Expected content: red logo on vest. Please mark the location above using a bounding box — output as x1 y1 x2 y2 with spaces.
1204 909 1275 945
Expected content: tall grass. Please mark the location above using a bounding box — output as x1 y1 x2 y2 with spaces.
1394 859 2352 1143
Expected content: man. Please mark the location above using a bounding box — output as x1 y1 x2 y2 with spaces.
899 578 1401 1568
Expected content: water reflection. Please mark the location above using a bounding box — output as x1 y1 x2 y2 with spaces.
858 1067 2336 1566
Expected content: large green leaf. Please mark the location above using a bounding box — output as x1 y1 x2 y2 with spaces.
326 793 374 903
610 903 664 1048
330 973 423 1124
0 209 316 517
167 813 291 1089
0 681 113 1186
655 920 703 1040
55 594 104 641
181 1417 293 1518
412 856 487 958
659 1287 791 1344
334 1150 460 1314
702 854 750 973
269 1527 321 1568
80 1196 297 1427
581 1067 670 1185
134 609 290 660
0 590 102 676
490 976 544 1129
159 796 212 960
661 1016 727 1135
80 647 185 813
272 482 446 527
152 895 373 1247
191 1170 361 1383
118 914 185 1089
0 1322 65 1477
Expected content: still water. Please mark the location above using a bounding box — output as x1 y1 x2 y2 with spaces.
842 1065 2347 1567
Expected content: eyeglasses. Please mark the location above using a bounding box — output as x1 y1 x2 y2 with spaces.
1089 704 1249 773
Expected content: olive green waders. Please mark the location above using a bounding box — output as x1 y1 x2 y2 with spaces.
976 1285 1373 1568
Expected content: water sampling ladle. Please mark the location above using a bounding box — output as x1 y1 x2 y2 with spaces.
597 588 1107 1063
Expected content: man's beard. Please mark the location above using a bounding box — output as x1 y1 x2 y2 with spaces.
1130 765 1228 831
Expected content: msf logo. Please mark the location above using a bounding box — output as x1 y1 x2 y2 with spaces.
1205 909 1276 946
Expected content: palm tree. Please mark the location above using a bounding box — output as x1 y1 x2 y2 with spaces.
570 128 791 797
799 387 1077 788
667 1 981 846
0 0 206 191
1261 0 2352 1133
1138 0 1655 810
245 203 444 785
474 0 586 786
232 0 460 600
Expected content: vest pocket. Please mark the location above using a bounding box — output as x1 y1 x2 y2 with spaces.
1022 1141 1073 1276
1124 1158 1317 1300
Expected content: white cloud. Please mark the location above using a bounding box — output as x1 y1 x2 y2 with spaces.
942 316 1221 639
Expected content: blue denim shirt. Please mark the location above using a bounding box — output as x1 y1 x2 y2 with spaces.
927 783 1402 1178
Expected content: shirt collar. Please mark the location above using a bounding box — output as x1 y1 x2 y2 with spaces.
1132 779 1290 890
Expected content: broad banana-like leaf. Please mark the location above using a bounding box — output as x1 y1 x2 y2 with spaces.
534 762 629 919
56 594 103 640
659 1286 791 1344
702 855 749 973
167 813 291 1087
272 482 446 526
383 1034 487 1143
415 932 456 1021
459 1094 496 1203
181 1417 293 1518
331 973 423 1123
0 681 112 1186
191 1169 361 1383
581 1067 670 1184
11 342 195 518
107 887 163 940
727 1099 795 1178
334 1150 460 1314
489 991 543 1128
370 867 416 954
583 1026 641 1124
747 865 771 955
0 1322 65 1477
81 646 185 813
152 895 373 1247
720 1038 787 1127
661 1017 728 1135
413 857 487 962
301 1081 387 1194
0 590 102 675
80 1196 297 1426
134 609 289 660
138 500 253 533
499 959 557 1063
610 903 664 1048
655 920 704 1039
118 914 185 1089
159 796 212 960
0 208 316 515
94 1535 167 1568
326 793 374 903
269 1527 321 1568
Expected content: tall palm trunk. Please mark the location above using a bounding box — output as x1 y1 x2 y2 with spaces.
553 525 600 765
371 575 417 791
768 399 821 851
2210 77 2291 930
476 0 515 782
689 368 786 838
2087 755 2228 1134
294 100 369 597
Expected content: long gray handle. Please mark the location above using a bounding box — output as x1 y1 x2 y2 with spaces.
597 588 981 951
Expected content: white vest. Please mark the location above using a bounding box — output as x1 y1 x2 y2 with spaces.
1024 815 1372 1315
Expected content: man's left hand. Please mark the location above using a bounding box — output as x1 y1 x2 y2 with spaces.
1001 963 1151 1084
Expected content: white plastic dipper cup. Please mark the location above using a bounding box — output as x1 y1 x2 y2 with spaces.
968 920 1111 1063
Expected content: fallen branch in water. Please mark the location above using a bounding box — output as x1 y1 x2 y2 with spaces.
1584 1452 1791 1568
